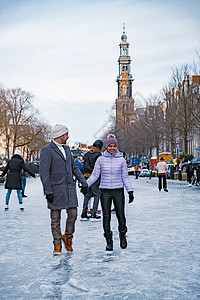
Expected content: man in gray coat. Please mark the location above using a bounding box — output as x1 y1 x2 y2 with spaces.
40 124 88 255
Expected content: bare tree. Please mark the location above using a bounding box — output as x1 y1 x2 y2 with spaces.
25 122 51 160
0 86 12 156
0 86 50 158
162 85 178 154
171 65 199 153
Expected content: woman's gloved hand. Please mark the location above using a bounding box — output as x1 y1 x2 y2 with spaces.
128 191 134 203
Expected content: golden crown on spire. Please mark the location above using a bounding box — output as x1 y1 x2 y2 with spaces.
123 23 126 34
121 23 127 42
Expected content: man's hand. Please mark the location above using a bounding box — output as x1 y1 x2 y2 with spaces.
80 186 88 196
128 191 134 203
46 194 54 203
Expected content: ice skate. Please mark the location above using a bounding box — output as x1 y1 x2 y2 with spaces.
19 203 24 211
90 211 101 221
80 210 90 221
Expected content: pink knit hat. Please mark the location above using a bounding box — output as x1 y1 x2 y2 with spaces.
106 134 118 148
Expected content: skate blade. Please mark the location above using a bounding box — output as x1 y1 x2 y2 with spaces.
90 218 101 222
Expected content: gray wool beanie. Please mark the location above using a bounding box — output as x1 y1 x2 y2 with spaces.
51 124 69 139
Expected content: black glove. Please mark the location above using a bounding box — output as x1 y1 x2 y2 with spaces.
80 186 88 196
46 194 54 203
128 191 134 203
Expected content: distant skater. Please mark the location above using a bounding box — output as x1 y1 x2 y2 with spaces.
87 134 134 251
156 157 168 192
0 150 36 211
186 160 194 187
135 164 139 179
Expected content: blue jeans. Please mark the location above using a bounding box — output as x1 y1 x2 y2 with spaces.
6 189 23 205
21 176 26 192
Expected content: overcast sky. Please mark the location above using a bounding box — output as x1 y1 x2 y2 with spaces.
0 0 200 145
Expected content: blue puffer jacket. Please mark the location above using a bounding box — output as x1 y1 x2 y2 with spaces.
87 150 133 192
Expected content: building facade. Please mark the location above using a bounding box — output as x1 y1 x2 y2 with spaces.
161 75 200 157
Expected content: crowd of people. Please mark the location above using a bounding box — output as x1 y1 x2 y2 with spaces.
0 123 199 255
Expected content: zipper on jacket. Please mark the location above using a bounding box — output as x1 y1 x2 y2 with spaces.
111 156 113 189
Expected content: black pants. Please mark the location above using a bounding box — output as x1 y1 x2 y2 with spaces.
100 188 126 234
82 179 100 213
187 172 193 184
158 174 167 190
197 169 200 183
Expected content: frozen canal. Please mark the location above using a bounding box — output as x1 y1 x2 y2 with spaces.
0 176 200 299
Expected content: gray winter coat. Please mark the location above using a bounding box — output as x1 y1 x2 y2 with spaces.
39 141 87 210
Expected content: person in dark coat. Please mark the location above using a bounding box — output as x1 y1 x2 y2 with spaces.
0 150 36 211
196 164 200 185
186 161 194 187
81 139 103 220
39 124 88 255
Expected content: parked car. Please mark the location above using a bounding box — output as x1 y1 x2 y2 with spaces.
181 157 200 172
28 160 40 174
159 152 173 163
139 166 149 177
71 149 85 160
127 164 134 175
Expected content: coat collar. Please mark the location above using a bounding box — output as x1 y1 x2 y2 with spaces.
50 140 67 161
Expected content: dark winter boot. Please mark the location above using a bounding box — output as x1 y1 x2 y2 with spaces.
22 191 27 197
104 231 113 251
81 210 90 219
119 228 127 249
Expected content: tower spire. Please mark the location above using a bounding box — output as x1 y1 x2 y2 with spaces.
116 24 134 125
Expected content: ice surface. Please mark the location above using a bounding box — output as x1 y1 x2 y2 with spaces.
0 176 200 299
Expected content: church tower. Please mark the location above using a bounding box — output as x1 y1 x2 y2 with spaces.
115 24 134 126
